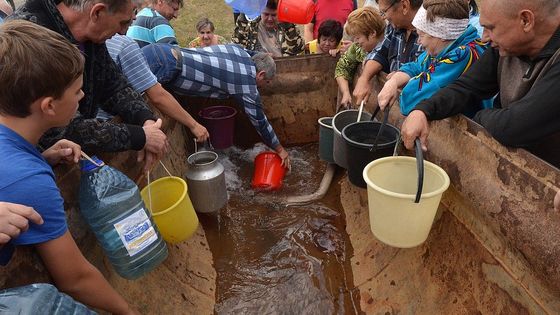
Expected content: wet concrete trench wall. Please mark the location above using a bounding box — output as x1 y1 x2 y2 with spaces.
199 143 363 314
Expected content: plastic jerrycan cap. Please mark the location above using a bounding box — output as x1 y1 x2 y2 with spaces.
80 155 105 172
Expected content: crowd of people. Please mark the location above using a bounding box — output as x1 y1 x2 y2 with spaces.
0 0 559 313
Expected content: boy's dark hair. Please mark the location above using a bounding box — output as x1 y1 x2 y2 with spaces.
317 19 343 44
266 0 278 10
0 20 84 118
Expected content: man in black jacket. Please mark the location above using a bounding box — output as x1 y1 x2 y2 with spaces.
401 0 560 167
11 0 167 170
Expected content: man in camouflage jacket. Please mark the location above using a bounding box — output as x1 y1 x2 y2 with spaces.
232 1 304 57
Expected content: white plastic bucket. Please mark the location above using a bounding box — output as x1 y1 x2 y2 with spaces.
362 156 450 248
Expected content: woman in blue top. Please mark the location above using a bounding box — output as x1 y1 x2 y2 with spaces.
377 0 490 117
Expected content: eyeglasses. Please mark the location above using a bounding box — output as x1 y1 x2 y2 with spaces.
379 0 399 17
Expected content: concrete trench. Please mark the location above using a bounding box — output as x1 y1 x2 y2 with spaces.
2 55 559 314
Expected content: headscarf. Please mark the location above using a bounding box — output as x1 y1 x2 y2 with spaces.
412 5 469 40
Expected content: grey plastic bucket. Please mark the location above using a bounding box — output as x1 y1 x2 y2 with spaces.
318 117 334 163
332 109 372 168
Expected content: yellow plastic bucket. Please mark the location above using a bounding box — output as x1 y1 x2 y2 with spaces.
140 176 199 244
362 156 450 248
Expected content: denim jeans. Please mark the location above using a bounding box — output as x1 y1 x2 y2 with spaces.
142 43 180 84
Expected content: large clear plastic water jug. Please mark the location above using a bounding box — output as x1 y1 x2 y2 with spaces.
79 156 168 280
0 283 96 314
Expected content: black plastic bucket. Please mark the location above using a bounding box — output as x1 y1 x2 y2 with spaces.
342 121 400 188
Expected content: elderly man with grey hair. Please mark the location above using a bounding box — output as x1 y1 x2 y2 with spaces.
10 0 168 171
401 0 560 167
142 43 291 168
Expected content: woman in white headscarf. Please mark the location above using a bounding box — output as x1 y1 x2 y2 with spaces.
377 0 491 117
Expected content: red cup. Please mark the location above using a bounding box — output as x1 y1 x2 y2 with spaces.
252 152 286 191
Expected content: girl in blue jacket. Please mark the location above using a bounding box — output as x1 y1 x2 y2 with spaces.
377 0 491 117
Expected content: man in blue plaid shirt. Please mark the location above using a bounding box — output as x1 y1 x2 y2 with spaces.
353 0 424 105
142 43 291 168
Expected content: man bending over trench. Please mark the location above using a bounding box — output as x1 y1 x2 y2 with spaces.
142 43 291 169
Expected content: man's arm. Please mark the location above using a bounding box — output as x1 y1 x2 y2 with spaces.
98 48 155 126
146 83 209 142
352 59 384 105
414 48 500 120
353 27 394 105
39 118 146 153
473 61 560 147
304 22 314 43
36 231 136 315
233 93 280 149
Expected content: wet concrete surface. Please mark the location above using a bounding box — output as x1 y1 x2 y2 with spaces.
199 143 362 314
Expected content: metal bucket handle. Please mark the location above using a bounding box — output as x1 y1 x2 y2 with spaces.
146 161 174 214
193 138 215 153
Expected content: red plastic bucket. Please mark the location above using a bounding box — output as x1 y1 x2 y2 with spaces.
277 0 315 24
199 106 237 149
252 152 286 190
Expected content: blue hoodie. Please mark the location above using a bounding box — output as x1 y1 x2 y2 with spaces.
398 25 491 116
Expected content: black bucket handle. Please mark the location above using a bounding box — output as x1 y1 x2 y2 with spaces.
370 106 390 152
414 138 424 203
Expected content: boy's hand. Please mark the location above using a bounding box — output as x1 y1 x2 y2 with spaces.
0 202 43 245
42 139 81 166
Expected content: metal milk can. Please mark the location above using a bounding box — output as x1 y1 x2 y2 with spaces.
185 150 228 213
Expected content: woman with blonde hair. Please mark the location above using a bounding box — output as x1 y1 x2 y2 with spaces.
334 7 386 109
377 0 490 116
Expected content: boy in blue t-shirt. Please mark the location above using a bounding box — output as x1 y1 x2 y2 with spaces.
0 20 137 315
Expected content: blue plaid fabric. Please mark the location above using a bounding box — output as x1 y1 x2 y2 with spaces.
142 43 280 148
366 24 423 73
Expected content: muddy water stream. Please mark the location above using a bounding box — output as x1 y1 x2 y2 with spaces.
198 143 362 314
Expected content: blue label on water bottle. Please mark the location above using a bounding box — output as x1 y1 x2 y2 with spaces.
114 209 158 257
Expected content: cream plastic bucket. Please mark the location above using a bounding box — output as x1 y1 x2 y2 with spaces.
362 156 450 248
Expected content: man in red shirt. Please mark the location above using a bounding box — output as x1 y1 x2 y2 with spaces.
303 0 356 42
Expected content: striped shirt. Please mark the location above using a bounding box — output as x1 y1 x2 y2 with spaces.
143 43 280 148
106 34 157 93
126 7 178 48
